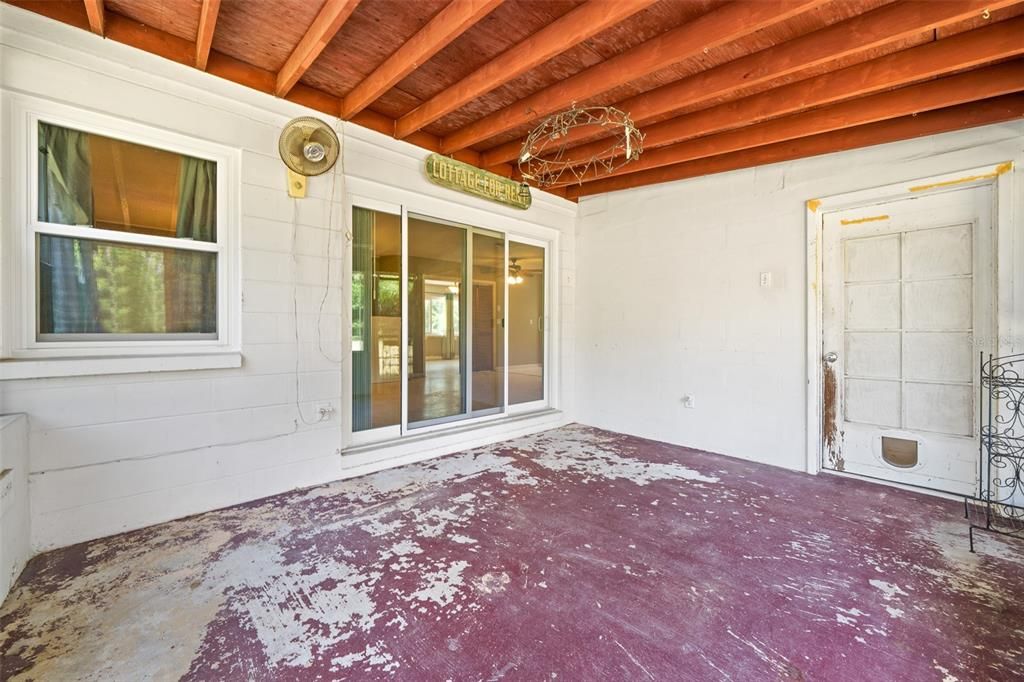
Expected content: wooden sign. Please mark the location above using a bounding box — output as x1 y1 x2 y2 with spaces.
424 153 531 210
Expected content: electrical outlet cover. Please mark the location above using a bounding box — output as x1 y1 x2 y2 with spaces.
314 402 335 421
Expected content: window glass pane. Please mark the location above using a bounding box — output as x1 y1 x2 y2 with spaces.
425 295 448 336
352 207 401 432
509 242 544 404
409 215 466 425
37 235 216 336
472 232 505 413
38 122 216 242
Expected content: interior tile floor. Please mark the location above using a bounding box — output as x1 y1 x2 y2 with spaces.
2 425 1022 680
370 360 545 428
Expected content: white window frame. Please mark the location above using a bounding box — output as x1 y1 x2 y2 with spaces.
1 95 241 371
344 186 557 448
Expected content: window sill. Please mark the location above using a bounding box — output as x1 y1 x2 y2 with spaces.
0 351 242 380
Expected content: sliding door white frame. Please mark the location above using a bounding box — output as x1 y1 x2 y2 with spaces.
344 182 557 449
507 234 550 415
399 205 410 436
503 237 511 413
470 226 507 420
405 213 508 432
346 195 403 447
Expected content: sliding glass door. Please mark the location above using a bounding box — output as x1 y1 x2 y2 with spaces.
471 231 505 415
508 240 545 407
407 215 467 426
352 206 402 436
352 204 546 441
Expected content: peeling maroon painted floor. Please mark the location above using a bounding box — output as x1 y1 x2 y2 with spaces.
2 425 1023 681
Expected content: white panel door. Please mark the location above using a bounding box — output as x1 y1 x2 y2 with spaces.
821 186 994 495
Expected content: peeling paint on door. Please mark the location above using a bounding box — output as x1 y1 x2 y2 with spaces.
822 363 844 471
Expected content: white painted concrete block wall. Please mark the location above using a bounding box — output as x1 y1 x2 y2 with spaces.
0 7 576 552
0 415 30 602
575 121 1023 472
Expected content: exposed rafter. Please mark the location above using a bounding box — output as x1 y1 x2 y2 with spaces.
394 0 658 139
13 0 1024 200
194 0 221 71
275 0 362 97
566 94 1024 199
6 0 509 176
82 0 103 35
565 61 1024 186
342 0 505 119
481 0 1019 167
558 16 1024 170
439 0 828 154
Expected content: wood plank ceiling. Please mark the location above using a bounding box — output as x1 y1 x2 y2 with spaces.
9 0 1024 200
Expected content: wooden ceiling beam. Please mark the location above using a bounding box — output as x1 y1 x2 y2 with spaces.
7 1 90 30
565 94 1024 199
482 0 1021 167
194 0 221 70
394 0 658 139
439 0 828 154
7 1 511 176
83 0 103 35
564 61 1024 186
342 0 506 119
275 0 362 97
558 15 1024 168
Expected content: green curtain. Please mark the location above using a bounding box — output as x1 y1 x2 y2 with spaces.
352 207 374 431
37 122 100 334
168 156 218 333
176 156 217 242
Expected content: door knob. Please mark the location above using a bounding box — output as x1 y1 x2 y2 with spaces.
824 351 839 364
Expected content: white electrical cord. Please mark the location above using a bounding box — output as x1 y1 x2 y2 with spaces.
291 117 346 427
315 119 345 365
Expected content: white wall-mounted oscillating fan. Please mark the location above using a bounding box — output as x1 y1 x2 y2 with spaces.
278 116 340 198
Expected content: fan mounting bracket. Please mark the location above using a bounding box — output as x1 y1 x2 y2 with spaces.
287 169 307 198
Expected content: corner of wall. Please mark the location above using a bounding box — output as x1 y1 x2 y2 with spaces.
0 413 31 603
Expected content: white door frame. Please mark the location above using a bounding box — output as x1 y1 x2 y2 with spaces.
804 161 1018 480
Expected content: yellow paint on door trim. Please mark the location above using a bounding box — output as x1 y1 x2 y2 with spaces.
908 162 1012 193
840 214 889 226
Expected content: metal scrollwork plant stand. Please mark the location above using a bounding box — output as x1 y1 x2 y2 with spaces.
965 352 1024 551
